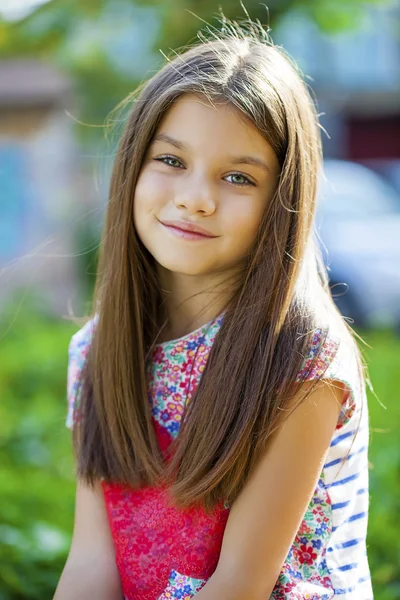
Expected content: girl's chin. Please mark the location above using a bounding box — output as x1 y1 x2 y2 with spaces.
162 264 213 276
154 256 216 276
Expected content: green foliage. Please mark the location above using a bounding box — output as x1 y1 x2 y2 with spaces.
0 300 399 598
361 329 400 599
0 303 77 600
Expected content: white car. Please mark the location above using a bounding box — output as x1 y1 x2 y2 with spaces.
316 159 400 330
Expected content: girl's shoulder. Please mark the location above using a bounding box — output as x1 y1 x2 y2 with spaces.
66 315 98 429
68 314 98 357
295 316 366 430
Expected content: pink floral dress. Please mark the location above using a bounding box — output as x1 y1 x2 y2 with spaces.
66 313 372 599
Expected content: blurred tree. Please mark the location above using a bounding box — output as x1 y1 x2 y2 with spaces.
0 0 390 147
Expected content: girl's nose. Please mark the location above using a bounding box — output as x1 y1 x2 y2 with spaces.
173 177 217 215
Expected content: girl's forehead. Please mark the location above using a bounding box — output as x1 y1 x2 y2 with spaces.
154 93 278 165
160 93 239 127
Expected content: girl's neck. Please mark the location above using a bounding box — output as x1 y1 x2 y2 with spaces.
156 266 239 343
158 305 223 344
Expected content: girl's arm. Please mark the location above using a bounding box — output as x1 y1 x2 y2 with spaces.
53 479 123 600
194 379 345 600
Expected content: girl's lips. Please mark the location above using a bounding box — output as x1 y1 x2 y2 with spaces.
159 218 217 237
160 222 217 241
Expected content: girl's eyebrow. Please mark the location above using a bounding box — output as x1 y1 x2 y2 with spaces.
152 133 185 150
152 133 271 174
230 156 271 175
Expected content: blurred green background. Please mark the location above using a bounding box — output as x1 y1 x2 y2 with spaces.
1 0 399 599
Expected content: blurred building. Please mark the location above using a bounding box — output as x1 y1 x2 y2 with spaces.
0 59 88 315
275 1 400 181
275 2 400 331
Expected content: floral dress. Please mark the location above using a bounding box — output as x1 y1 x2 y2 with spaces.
66 313 372 599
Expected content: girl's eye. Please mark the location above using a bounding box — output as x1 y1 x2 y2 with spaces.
225 173 255 187
154 155 184 169
153 158 254 186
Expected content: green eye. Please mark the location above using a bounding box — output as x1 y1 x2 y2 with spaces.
226 173 254 186
155 156 184 168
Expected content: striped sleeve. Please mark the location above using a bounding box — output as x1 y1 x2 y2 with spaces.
322 333 371 598
295 326 365 429
295 325 372 598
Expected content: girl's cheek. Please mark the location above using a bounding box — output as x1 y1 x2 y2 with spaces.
224 196 262 228
135 171 169 208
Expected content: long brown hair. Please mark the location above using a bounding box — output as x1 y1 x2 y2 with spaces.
72 17 367 511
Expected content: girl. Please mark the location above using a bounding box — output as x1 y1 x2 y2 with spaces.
55 16 372 600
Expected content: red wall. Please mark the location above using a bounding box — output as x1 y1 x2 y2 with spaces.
346 114 400 160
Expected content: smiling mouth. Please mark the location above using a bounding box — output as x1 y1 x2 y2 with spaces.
160 222 217 241
159 219 217 237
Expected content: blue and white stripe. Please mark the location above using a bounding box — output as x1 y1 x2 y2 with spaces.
320 323 372 599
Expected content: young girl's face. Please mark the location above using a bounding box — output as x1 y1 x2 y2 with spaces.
134 93 280 280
